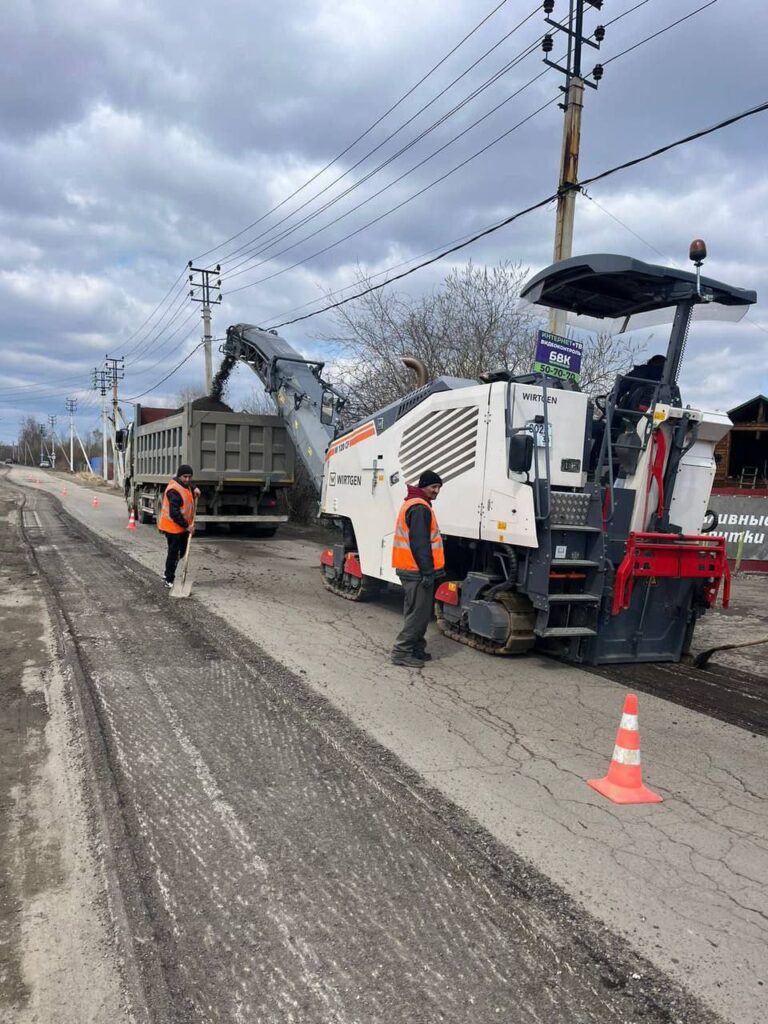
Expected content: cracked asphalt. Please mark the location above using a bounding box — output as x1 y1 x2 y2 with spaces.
4 467 767 1024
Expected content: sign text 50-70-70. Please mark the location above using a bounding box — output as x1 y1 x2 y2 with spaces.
532 360 577 381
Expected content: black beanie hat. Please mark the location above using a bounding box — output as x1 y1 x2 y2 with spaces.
177 464 194 477
418 470 443 488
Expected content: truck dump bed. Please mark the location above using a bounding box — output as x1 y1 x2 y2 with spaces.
127 402 295 528
133 404 294 487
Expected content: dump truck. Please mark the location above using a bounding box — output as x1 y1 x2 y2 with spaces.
222 243 756 664
123 400 295 534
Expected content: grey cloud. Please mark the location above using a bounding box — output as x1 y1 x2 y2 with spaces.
1 0 767 438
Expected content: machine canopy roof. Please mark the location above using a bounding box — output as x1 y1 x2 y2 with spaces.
520 254 756 330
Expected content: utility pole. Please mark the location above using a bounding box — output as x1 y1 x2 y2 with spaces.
541 0 605 337
188 262 222 391
105 355 125 488
39 423 46 467
65 397 77 472
47 415 58 470
92 367 110 481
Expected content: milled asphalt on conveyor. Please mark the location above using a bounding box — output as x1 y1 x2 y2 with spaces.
12 479 720 1024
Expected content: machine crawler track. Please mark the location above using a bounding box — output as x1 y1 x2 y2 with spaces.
321 569 381 602
435 591 536 656
435 613 518 655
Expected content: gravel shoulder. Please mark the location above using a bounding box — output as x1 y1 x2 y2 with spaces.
0 484 133 1022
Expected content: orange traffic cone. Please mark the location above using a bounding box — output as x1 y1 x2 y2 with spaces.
92 495 99 508
587 694 662 805
61 486 68 496
127 508 137 530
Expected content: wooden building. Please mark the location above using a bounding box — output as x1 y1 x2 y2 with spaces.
710 395 768 571
713 394 768 489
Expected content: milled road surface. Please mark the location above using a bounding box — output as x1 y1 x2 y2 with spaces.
1 474 724 1023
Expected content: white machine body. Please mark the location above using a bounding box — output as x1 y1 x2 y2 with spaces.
322 381 584 584
321 382 730 585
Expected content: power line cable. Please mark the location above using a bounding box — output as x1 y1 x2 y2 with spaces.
191 0 514 264
122 286 196 366
582 189 768 337
581 98 765 187
227 0 722 295
0 272 192 398
124 342 205 402
221 39 545 278
0 294 195 403
224 70 551 283
124 310 201 381
119 267 189 359
263 98 768 330
259 220 505 325
57 6 582 385
264 191 558 330
602 1 717 68
93 2 594 366
215 7 544 272
21 3 533 397
226 89 557 295
581 190 673 263
604 0 655 29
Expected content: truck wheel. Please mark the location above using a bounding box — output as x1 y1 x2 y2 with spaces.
137 505 151 525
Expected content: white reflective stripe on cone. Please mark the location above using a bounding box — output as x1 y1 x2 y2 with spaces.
612 745 641 765
620 713 639 731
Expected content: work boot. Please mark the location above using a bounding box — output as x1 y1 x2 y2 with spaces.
414 650 433 662
391 654 425 668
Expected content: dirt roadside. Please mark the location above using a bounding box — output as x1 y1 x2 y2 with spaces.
0 488 132 1022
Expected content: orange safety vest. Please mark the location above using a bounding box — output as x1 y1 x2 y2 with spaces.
391 497 445 572
157 479 195 534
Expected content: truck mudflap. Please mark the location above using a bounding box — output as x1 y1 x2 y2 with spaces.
612 532 731 615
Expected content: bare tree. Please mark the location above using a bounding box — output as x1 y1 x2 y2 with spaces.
240 388 277 415
320 261 643 417
17 415 44 464
579 329 646 396
175 385 207 406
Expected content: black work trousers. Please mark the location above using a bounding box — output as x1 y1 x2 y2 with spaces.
163 531 189 583
392 576 434 657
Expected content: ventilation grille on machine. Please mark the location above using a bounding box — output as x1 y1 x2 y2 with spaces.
398 406 480 485
395 383 433 420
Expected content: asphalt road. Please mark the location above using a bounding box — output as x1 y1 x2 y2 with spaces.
1 473 725 1024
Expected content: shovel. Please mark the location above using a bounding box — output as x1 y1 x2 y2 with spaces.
170 499 198 599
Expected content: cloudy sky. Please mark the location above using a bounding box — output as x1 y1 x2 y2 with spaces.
1 0 766 447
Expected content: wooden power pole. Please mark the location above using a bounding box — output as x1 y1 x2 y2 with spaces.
541 0 605 337
188 263 222 392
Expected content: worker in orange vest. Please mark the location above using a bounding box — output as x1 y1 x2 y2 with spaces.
391 470 445 668
158 464 200 588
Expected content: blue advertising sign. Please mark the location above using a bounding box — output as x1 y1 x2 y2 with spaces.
532 330 583 382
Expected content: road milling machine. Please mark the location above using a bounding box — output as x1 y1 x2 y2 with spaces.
224 245 756 664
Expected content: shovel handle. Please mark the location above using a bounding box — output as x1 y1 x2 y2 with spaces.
176 497 198 585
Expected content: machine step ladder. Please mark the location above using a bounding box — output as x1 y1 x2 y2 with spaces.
532 489 607 648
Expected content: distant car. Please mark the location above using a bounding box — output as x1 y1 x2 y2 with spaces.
39 459 52 468
3 459 13 465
